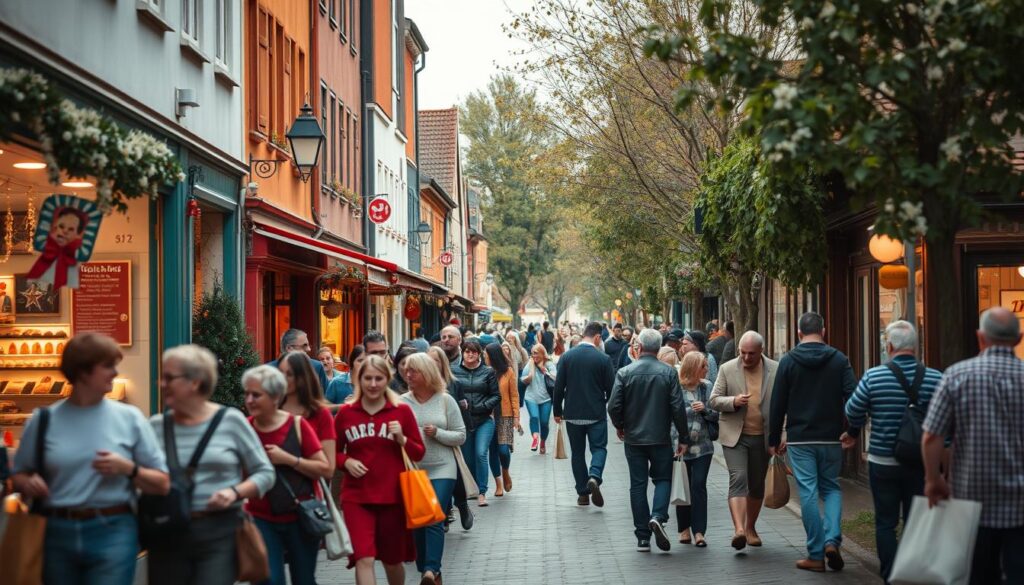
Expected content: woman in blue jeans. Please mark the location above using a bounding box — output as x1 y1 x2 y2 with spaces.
11 332 170 585
452 339 500 506
244 366 331 585
520 344 556 454
673 352 719 547
400 353 467 584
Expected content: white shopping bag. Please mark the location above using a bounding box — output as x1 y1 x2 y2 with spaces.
319 479 354 560
889 496 982 585
669 458 690 506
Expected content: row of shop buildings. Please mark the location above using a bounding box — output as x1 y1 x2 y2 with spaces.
0 0 492 422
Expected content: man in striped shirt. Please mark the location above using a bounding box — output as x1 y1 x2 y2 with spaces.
843 320 942 584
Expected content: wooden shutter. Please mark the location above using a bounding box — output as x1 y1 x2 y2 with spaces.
257 6 270 133
283 35 293 137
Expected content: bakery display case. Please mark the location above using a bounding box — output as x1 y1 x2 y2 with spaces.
0 324 71 443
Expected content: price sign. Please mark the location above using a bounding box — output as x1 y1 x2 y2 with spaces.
368 197 392 224
439 250 453 267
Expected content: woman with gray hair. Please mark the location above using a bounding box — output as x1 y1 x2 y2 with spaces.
243 364 330 585
147 345 276 585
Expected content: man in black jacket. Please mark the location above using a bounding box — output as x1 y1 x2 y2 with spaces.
554 321 615 507
604 323 628 368
769 312 856 573
541 321 555 353
608 328 689 552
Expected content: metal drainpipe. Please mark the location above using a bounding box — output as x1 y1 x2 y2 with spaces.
309 0 324 241
360 0 373 334
413 48 426 267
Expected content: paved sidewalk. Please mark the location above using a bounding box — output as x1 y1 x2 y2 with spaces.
316 424 880 584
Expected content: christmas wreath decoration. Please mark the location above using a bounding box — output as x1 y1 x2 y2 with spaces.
0 67 184 214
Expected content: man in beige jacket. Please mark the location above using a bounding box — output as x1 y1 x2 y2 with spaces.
709 331 779 551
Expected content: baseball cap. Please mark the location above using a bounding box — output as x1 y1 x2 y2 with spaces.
666 328 686 342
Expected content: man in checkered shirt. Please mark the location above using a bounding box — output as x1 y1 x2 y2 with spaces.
922 307 1024 584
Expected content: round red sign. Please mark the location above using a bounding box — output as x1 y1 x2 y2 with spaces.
439 250 453 267
368 197 392 224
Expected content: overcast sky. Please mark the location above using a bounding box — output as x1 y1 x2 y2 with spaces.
407 0 534 110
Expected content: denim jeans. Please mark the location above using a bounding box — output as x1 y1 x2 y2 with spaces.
414 478 456 575
565 420 608 495
525 400 552 441
43 513 139 585
788 444 843 560
869 462 923 582
488 438 511 479
461 417 495 494
675 454 713 535
254 518 321 585
623 443 673 539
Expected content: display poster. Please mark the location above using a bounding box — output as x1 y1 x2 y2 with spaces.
72 261 132 346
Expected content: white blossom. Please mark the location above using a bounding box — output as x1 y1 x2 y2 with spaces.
800 17 815 30
939 136 962 162
768 152 784 163
926 65 944 82
912 215 928 236
884 199 896 213
819 2 837 18
947 38 967 52
772 83 799 111
991 110 1008 125
792 126 812 142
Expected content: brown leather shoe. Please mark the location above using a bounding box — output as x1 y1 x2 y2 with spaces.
577 494 590 506
746 533 762 547
502 469 513 492
825 545 845 571
796 559 825 572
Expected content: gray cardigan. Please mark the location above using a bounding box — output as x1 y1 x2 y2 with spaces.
400 392 466 480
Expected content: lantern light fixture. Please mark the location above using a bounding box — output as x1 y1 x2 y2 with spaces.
868 234 904 264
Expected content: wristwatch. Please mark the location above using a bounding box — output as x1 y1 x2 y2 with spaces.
128 463 139 479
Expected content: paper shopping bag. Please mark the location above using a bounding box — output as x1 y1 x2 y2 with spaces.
400 449 446 530
0 495 46 585
764 456 791 509
235 512 269 583
670 458 691 506
453 447 480 498
319 479 353 560
889 496 982 585
554 423 568 459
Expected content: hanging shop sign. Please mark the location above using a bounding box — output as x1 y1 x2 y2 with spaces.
439 250 453 267
26 195 103 290
368 196 392 225
404 295 422 321
72 260 132 345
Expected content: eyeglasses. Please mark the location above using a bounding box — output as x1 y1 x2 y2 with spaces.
162 373 188 383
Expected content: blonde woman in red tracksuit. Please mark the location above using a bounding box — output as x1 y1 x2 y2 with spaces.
335 355 426 585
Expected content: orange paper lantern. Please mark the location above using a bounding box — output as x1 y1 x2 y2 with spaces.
879 265 909 289
869 234 904 264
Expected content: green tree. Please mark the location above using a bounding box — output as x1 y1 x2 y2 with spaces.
646 0 1024 365
697 137 827 331
192 284 260 409
461 75 559 328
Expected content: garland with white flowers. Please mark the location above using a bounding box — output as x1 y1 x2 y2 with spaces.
0 67 184 213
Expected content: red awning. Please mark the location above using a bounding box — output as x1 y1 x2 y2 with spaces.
254 223 398 273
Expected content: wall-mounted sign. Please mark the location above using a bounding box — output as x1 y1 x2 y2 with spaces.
72 261 132 346
368 197 392 224
439 250 453 267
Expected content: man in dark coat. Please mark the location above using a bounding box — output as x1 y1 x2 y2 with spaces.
541 321 555 353
554 321 615 507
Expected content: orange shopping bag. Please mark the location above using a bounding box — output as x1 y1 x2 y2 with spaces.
400 449 446 530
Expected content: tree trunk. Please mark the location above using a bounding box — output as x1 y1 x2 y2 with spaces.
926 234 964 368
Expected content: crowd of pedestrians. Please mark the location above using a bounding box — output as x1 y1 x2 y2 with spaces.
4 310 1022 584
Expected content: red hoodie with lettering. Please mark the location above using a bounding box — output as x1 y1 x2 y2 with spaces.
334 400 425 504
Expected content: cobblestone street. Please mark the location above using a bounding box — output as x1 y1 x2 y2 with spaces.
316 419 879 584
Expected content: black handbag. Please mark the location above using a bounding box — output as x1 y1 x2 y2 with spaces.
139 407 227 547
279 472 333 537
887 362 927 468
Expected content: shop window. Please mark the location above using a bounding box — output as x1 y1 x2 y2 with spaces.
977 265 1024 359
263 272 292 360
214 0 229 68
193 208 224 307
182 0 200 45
319 286 361 361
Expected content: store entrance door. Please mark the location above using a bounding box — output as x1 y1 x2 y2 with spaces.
965 252 1024 359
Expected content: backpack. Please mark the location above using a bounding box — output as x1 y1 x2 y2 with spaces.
886 362 926 468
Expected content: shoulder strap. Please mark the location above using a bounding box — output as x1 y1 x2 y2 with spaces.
294 415 303 448
163 410 182 471
185 406 228 472
34 407 50 475
886 362 923 405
